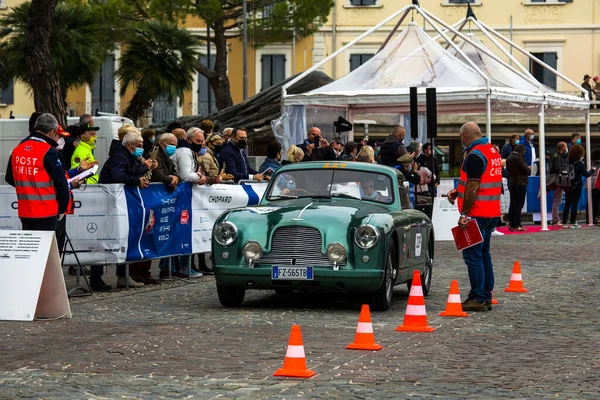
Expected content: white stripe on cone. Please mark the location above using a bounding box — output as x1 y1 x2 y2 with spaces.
410 285 424 297
406 304 427 315
511 273 523 281
356 322 374 334
285 345 305 358
447 294 461 303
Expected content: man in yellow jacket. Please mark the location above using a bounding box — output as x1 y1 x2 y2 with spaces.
71 123 100 184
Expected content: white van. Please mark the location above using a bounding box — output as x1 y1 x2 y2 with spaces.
0 115 134 182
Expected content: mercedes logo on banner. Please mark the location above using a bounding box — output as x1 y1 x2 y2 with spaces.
86 222 98 234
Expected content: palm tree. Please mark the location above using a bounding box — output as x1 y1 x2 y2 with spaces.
0 1 116 122
115 20 200 123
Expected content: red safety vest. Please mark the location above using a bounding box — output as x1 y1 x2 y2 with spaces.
457 143 502 218
12 138 58 218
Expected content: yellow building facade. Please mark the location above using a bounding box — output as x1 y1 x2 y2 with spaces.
2 0 599 130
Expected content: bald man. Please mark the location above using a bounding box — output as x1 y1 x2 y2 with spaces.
447 122 502 312
380 125 408 167
298 127 328 161
519 128 536 170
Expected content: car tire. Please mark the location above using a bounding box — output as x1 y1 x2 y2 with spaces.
216 283 245 307
406 239 433 297
370 244 395 311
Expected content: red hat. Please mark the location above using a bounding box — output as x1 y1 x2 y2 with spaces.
56 124 70 137
594 76 599 81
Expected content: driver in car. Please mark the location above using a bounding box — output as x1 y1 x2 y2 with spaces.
360 176 391 203
280 173 324 197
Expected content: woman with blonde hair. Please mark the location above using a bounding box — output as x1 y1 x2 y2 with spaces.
356 145 375 163
282 145 305 165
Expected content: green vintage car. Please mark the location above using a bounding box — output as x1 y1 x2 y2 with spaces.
212 161 434 311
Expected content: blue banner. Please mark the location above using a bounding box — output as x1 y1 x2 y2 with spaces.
125 183 193 261
526 177 588 213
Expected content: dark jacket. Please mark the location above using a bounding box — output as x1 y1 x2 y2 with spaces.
568 160 595 189
380 135 407 167
99 141 148 186
519 135 536 166
219 141 257 182
142 138 154 158
297 139 315 162
311 145 343 162
500 142 516 159
150 146 178 186
506 151 530 186
415 153 440 186
549 152 568 174
259 157 282 174
5 132 71 214
395 164 420 185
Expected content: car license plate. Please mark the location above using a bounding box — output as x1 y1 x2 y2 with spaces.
271 266 313 280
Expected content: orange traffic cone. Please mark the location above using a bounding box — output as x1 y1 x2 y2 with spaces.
504 261 528 293
346 304 383 351
491 292 498 305
273 325 316 378
439 280 468 317
396 270 435 332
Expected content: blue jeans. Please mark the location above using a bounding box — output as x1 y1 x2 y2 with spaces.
462 217 498 303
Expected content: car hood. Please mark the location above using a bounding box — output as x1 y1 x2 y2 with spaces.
220 198 395 251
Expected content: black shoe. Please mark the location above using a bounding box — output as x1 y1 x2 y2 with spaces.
197 265 214 275
68 265 91 276
462 298 488 312
159 271 172 280
485 301 492 311
90 279 112 292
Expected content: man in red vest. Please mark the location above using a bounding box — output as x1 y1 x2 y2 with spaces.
5 113 70 231
447 122 502 312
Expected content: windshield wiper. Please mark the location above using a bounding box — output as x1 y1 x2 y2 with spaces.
268 194 298 200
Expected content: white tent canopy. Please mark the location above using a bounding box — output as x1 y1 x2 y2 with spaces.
278 3 592 229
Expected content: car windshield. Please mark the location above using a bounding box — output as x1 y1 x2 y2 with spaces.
266 168 394 205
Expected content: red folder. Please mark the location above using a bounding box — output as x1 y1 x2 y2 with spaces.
451 219 483 251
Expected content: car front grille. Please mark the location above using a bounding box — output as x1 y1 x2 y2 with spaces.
258 226 346 267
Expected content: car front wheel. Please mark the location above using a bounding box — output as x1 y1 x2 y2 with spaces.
216 283 245 307
370 244 395 311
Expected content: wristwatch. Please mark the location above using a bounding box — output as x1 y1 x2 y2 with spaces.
460 213 468 218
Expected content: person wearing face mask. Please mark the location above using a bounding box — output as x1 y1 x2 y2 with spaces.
172 128 209 187
219 128 266 183
500 134 520 159
5 113 70 232
311 138 345 161
561 144 597 228
70 123 100 184
141 128 157 157
150 133 180 190
359 176 390 203
567 133 582 150
98 131 153 290
519 128 537 170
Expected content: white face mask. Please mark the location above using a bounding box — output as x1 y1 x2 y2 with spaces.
56 137 65 150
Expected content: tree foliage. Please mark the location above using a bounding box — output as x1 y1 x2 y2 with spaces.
115 20 200 121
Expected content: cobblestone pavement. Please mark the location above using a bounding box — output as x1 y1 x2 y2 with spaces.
0 227 599 399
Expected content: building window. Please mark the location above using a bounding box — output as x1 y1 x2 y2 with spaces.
198 54 216 116
0 0 6 10
261 54 286 91
443 0 482 4
0 79 14 105
350 54 374 72
91 55 116 114
530 52 557 90
152 92 177 123
527 0 572 3
349 0 378 5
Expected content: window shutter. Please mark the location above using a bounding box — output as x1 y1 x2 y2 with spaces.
261 55 272 91
0 78 14 105
543 52 558 90
350 0 362 5
102 55 116 113
362 0 377 5
350 54 361 71
361 54 374 64
272 55 286 86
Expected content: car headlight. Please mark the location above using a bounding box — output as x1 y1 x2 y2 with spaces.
326 242 346 263
213 221 238 246
242 241 262 261
354 224 380 250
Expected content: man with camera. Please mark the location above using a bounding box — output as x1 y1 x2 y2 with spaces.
298 127 328 161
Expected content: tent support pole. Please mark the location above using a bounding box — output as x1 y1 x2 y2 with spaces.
377 8 412 53
477 20 589 95
281 4 415 97
486 92 492 139
585 110 593 226
539 103 548 231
